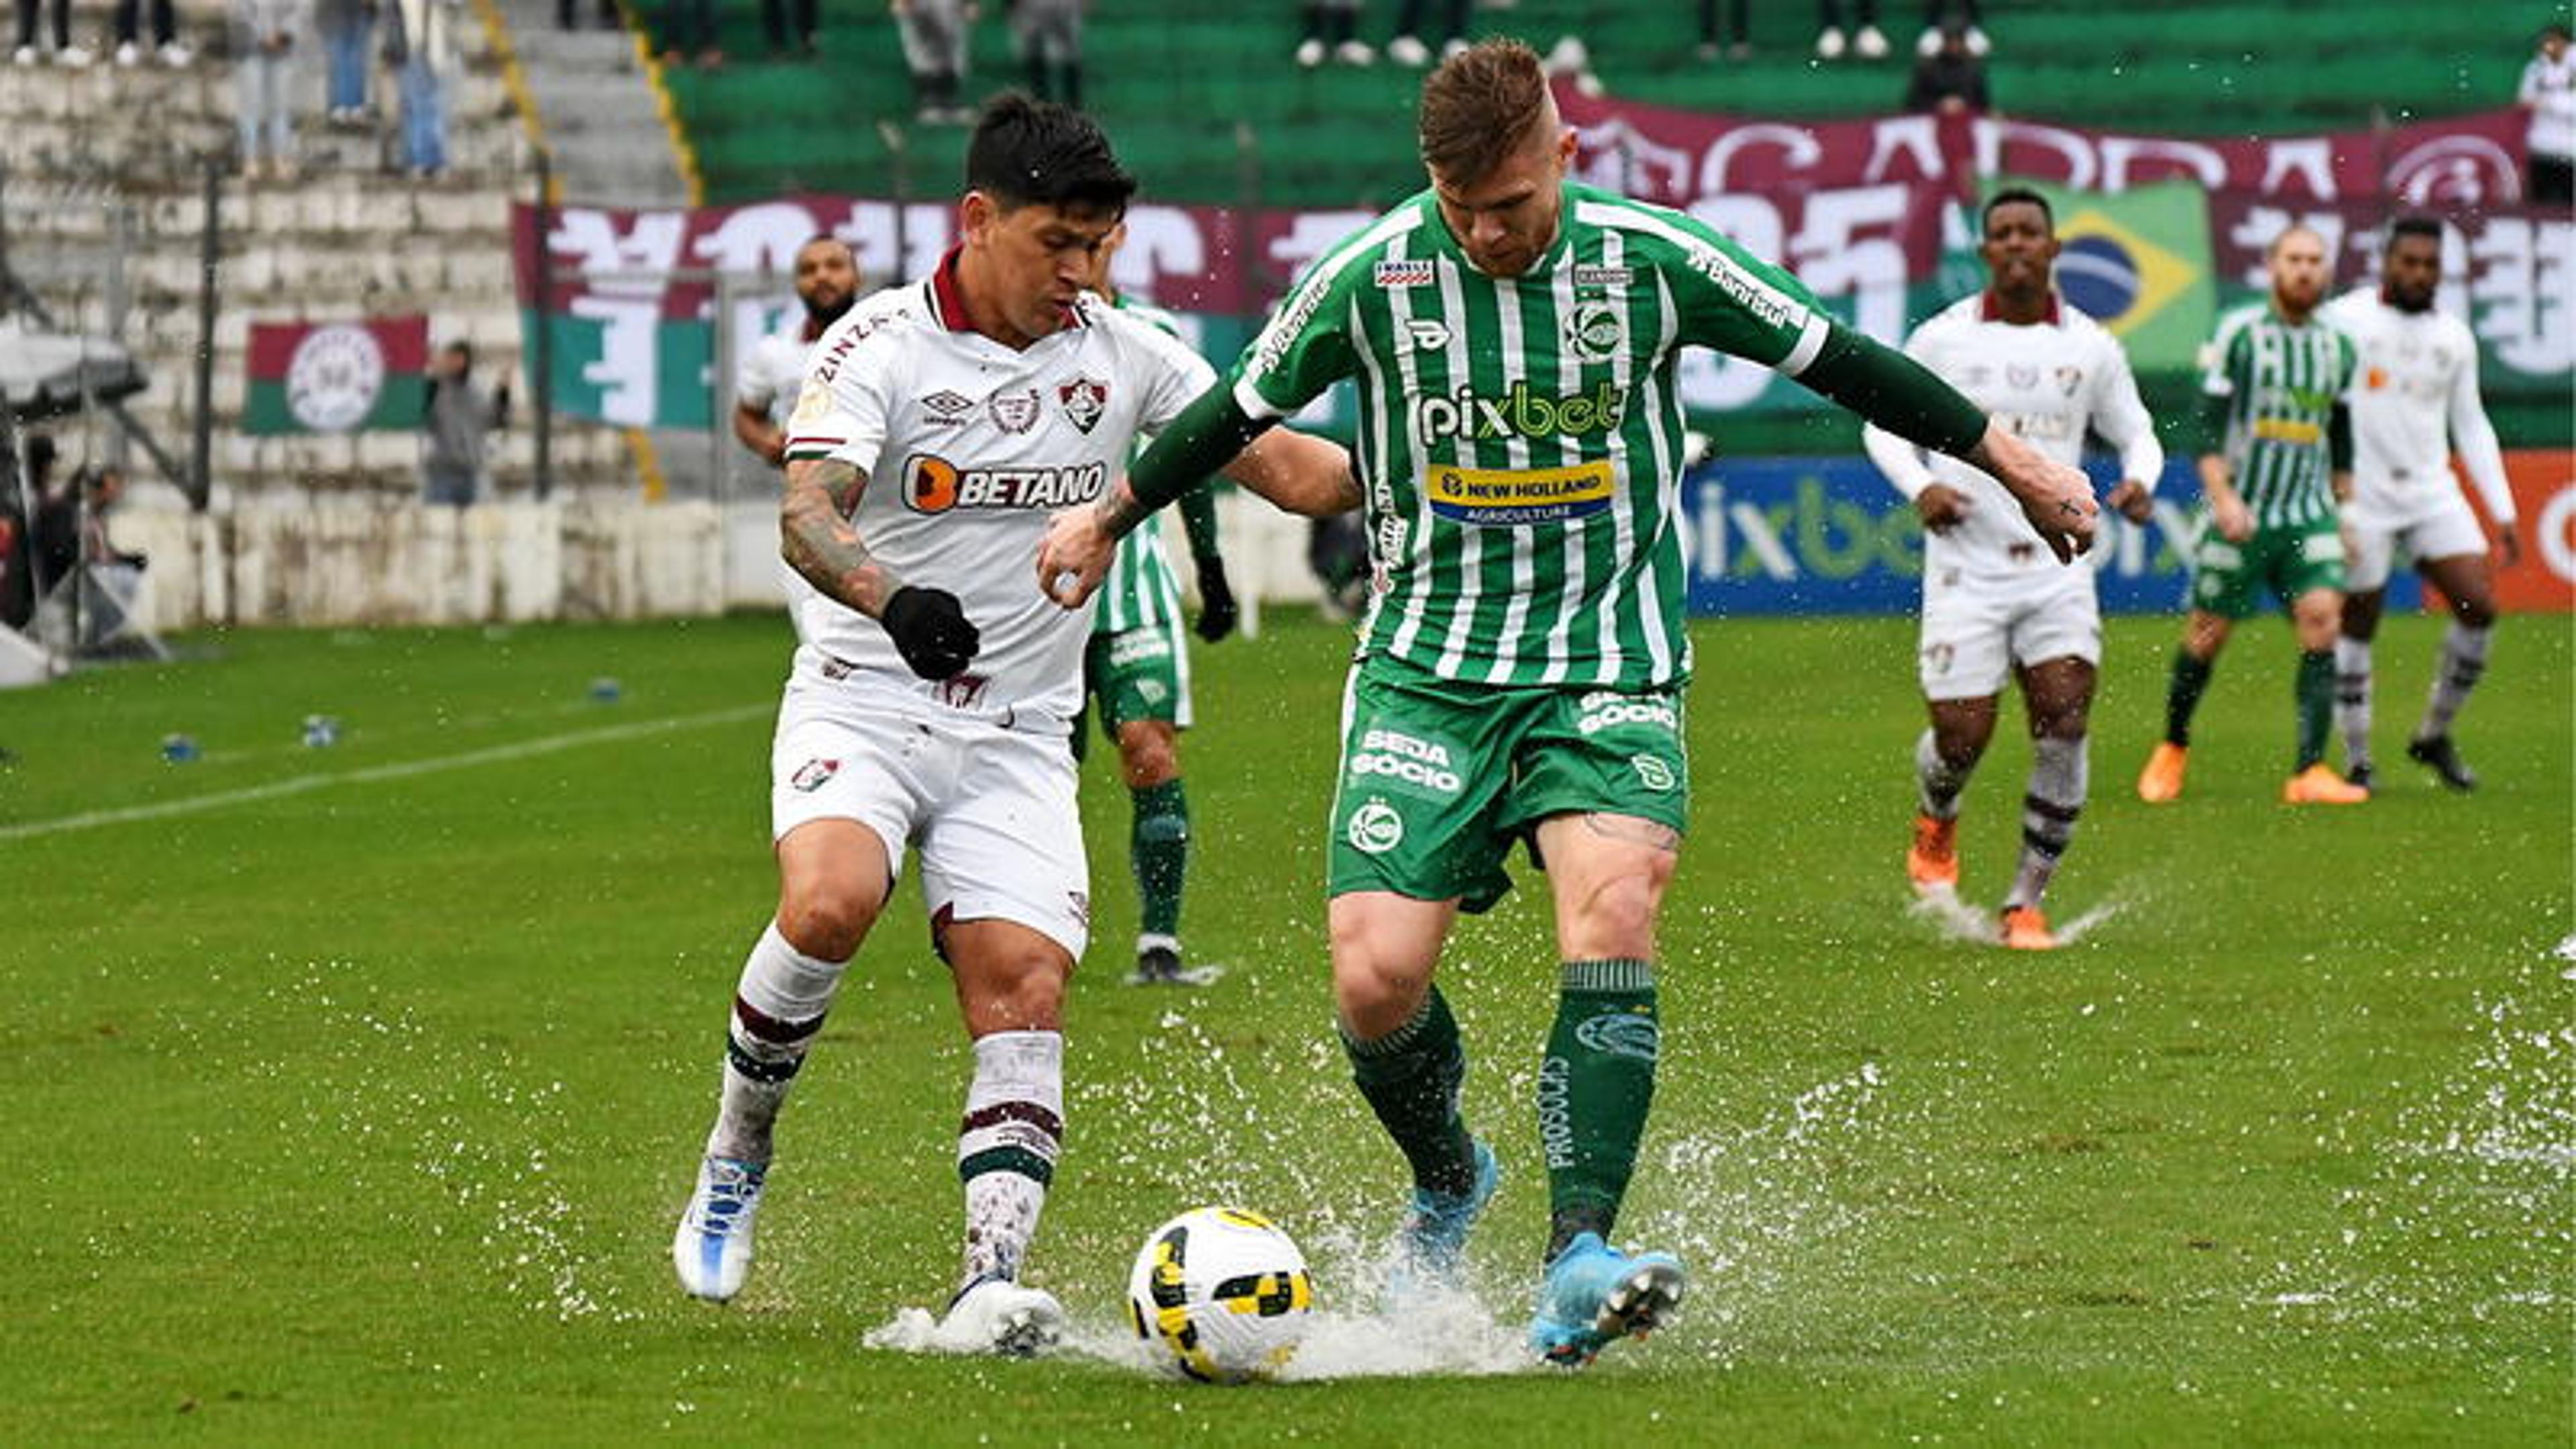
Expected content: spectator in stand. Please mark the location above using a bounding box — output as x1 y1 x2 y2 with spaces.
421 341 507 506
557 0 614 28
317 0 372 126
763 0 816 57
112 0 189 64
660 0 718 66
1817 0 1886 60
1293 0 1371 68
35 464 147 596
1697 0 1748 61
15 436 64 606
232 0 306 180
1010 0 1081 105
1903 16 1988 114
386 0 459 178
1386 0 1466 67
894 0 972 123
12 0 93 66
1915 0 1985 57
2521 22 2573 205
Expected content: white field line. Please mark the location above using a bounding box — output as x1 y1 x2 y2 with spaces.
0 703 771 843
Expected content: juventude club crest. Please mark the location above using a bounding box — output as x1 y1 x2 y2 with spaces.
1564 301 1624 364
1057 376 1108 433
286 323 388 433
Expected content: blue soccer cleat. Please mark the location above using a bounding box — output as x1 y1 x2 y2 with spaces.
672 1155 767 1302
1528 1230 1685 1368
1390 1139 1501 1297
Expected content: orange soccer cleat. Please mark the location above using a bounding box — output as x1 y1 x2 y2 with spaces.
1907 812 1960 895
2135 742 2189 803
2282 763 2370 805
1998 904 2058 951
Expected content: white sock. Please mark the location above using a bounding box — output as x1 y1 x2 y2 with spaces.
2333 637 2374 771
2418 622 2491 741
704 921 848 1165
2005 734 2088 910
957 1030 1063 1290
1915 727 1974 820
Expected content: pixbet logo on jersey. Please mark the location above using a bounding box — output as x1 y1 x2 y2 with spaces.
1408 379 1626 447
903 454 1110 513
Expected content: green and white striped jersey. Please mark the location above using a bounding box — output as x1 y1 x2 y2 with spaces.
2198 301 2357 529
1096 296 1191 639
1230 181 1831 690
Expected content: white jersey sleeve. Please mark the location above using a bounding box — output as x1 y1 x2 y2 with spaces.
2445 329 2514 524
737 331 811 427
2084 328 2164 490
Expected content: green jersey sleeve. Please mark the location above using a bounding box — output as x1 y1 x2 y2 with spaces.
1638 207 1835 376
1229 239 1371 421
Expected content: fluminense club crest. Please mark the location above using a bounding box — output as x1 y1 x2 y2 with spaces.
1058 376 1108 433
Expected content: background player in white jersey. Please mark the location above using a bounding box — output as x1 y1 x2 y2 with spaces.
1037 41 2095 1369
2321 217 2519 792
1864 187 2162 951
1074 224 1240 987
669 95 1354 1354
732 234 864 470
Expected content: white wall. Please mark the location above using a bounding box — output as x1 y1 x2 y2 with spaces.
111 493 1332 630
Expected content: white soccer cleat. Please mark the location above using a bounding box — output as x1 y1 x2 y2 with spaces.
1814 25 1846 59
1854 23 1890 58
1293 36 1324 67
158 41 191 66
930 1275 1065 1357
1385 33 1430 66
113 40 138 65
56 43 91 66
672 1155 766 1302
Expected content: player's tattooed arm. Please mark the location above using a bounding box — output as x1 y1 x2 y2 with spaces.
782 457 900 616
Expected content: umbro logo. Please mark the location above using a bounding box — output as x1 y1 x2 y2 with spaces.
922 390 975 427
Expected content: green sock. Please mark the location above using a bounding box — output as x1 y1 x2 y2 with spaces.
1130 780 1188 939
2165 649 2214 747
2294 649 2334 771
1341 985 1477 1197
1540 959 1660 1260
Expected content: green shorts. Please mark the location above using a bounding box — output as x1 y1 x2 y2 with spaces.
1326 658 1689 913
2188 515 2347 619
1081 622 1191 751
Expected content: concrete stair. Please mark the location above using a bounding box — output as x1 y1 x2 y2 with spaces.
0 0 639 502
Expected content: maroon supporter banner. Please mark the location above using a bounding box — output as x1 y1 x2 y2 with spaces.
1555 87 2531 207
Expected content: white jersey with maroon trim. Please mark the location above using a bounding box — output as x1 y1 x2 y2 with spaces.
784 252 1216 727
1863 292 2162 576
2318 287 2514 528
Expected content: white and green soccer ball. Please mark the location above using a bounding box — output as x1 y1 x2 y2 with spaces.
1126 1207 1315 1384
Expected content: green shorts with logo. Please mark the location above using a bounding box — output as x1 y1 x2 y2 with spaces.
1081 622 1190 751
2188 514 2347 619
1327 657 1689 914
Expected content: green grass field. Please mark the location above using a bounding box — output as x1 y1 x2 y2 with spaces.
3 609 2567 1444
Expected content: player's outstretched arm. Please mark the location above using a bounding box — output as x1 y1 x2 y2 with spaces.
1219 427 1360 518
1964 424 2098 563
783 457 900 616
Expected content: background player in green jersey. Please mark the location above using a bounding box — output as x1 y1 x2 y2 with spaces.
2137 225 2367 807
1076 223 1240 986
1036 39 2096 1368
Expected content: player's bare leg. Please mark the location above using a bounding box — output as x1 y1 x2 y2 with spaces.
1911 695 1996 895
1525 813 1684 1366
2405 551 2499 790
932 916 1074 1354
2141 610 2231 802
2334 586 2387 786
2000 657 2094 949
1115 718 1196 983
2284 588 2367 804
677 820 892 1302
1330 891 1495 1290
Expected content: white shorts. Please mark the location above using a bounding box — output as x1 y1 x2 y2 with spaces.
2343 490 2489 594
770 663 1089 959
1917 562 2102 702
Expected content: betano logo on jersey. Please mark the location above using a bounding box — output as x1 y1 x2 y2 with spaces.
1426 460 1615 527
1409 379 1626 447
903 454 1108 513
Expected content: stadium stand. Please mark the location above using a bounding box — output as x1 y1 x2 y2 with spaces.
651 1 2537 208
0 0 633 498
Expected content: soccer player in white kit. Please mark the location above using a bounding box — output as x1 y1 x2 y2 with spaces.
732 234 864 470
1864 188 2162 950
2320 217 2519 792
669 95 1355 1352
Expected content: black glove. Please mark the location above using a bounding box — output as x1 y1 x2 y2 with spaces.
1192 557 1238 643
880 586 980 680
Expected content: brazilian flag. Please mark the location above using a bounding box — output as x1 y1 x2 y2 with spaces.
2010 178 2216 374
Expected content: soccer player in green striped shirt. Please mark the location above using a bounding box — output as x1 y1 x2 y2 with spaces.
1077 223 1240 987
2136 224 2365 806
1038 39 2095 1367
